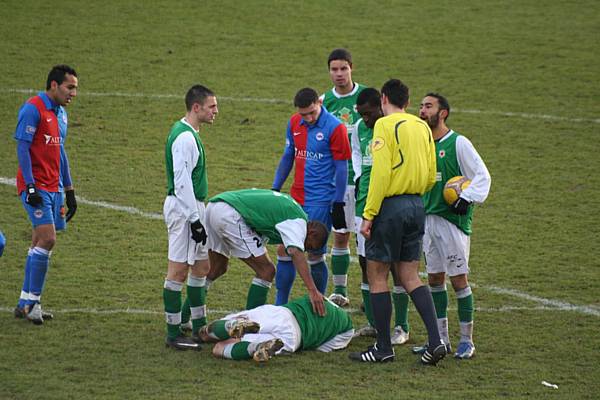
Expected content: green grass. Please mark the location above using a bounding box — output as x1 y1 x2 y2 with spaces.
1 0 599 399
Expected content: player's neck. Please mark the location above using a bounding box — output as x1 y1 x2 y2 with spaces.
432 124 450 140
335 81 354 96
183 115 200 132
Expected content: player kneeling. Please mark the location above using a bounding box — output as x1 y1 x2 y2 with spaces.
199 295 354 363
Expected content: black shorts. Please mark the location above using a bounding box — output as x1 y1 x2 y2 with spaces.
365 194 425 263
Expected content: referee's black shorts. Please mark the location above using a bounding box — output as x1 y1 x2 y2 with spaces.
365 194 424 263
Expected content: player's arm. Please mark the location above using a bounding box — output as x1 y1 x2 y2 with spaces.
14 103 40 186
425 129 437 193
287 246 326 317
456 135 491 204
171 132 201 222
60 145 77 222
363 120 392 221
272 119 295 191
350 120 362 183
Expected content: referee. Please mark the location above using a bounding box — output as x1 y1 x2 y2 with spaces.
349 79 445 365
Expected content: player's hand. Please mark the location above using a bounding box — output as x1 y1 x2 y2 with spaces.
65 189 77 222
308 288 326 317
190 219 207 245
360 218 372 240
331 202 347 230
25 183 43 207
450 197 471 215
354 177 360 200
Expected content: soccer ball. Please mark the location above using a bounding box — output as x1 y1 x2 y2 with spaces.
443 176 471 205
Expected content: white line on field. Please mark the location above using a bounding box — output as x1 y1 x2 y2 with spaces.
2 176 598 318
3 88 599 124
0 305 590 316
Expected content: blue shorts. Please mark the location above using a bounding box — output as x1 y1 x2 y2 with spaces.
302 204 332 255
20 189 65 230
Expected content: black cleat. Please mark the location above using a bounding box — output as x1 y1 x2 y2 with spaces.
165 334 202 351
420 343 447 366
349 344 394 363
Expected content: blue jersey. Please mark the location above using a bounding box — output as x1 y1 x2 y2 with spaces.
283 108 351 206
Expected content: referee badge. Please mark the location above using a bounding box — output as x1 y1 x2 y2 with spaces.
371 138 385 151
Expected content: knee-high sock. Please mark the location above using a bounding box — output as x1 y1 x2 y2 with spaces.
409 285 442 347
371 291 392 353
456 285 474 343
246 277 271 310
187 275 207 332
275 255 295 305
308 256 328 294
392 285 410 332
430 283 449 344
361 283 375 327
163 279 183 339
331 247 350 296
222 341 253 360
28 247 50 305
17 249 33 308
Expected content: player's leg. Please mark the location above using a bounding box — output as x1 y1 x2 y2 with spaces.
330 185 355 303
0 230 5 257
450 273 475 359
274 244 295 305
355 223 376 336
241 254 275 310
163 196 200 350
304 205 331 294
390 267 410 345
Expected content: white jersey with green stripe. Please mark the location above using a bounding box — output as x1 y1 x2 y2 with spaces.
321 83 366 184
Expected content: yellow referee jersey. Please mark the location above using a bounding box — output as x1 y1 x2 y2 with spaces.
363 112 436 220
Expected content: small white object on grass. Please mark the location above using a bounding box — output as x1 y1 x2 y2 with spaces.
541 381 558 389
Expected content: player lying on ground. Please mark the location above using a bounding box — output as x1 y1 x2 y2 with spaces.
198 295 354 362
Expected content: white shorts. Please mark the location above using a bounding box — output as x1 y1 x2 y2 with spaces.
205 201 267 259
332 185 356 234
224 305 301 353
354 216 366 257
163 196 208 265
423 214 471 277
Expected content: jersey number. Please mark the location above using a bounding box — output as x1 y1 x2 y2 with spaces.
253 237 262 248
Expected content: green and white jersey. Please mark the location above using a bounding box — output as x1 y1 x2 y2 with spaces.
283 295 353 351
350 119 373 216
423 130 491 235
209 189 308 250
165 118 207 221
321 83 366 184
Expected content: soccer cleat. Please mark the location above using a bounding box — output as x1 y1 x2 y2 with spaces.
227 318 260 339
412 341 452 355
14 305 30 319
454 341 476 359
349 344 394 363
353 324 377 338
180 320 193 333
420 343 447 366
390 326 409 345
26 303 44 325
253 338 284 363
328 293 350 307
165 334 202 351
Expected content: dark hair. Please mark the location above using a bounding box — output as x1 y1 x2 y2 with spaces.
307 220 329 249
327 48 352 67
356 87 381 107
294 87 319 108
185 85 215 111
46 65 77 90
425 92 451 121
381 79 409 109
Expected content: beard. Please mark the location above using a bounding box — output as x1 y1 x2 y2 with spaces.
424 112 440 129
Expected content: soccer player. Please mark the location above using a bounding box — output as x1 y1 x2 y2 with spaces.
0 230 5 257
199 295 354 363
205 189 327 316
351 88 410 346
320 48 366 306
350 79 444 365
163 84 218 350
412 93 491 359
13 65 79 325
272 87 351 305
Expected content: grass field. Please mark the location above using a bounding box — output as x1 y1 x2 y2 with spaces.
1 1 599 399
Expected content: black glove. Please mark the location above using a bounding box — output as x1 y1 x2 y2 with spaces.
190 219 207 245
354 177 360 201
65 189 77 222
331 202 347 230
25 183 43 207
450 197 471 215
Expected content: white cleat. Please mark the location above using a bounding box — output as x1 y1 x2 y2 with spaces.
390 326 409 345
353 324 377 338
26 303 44 325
